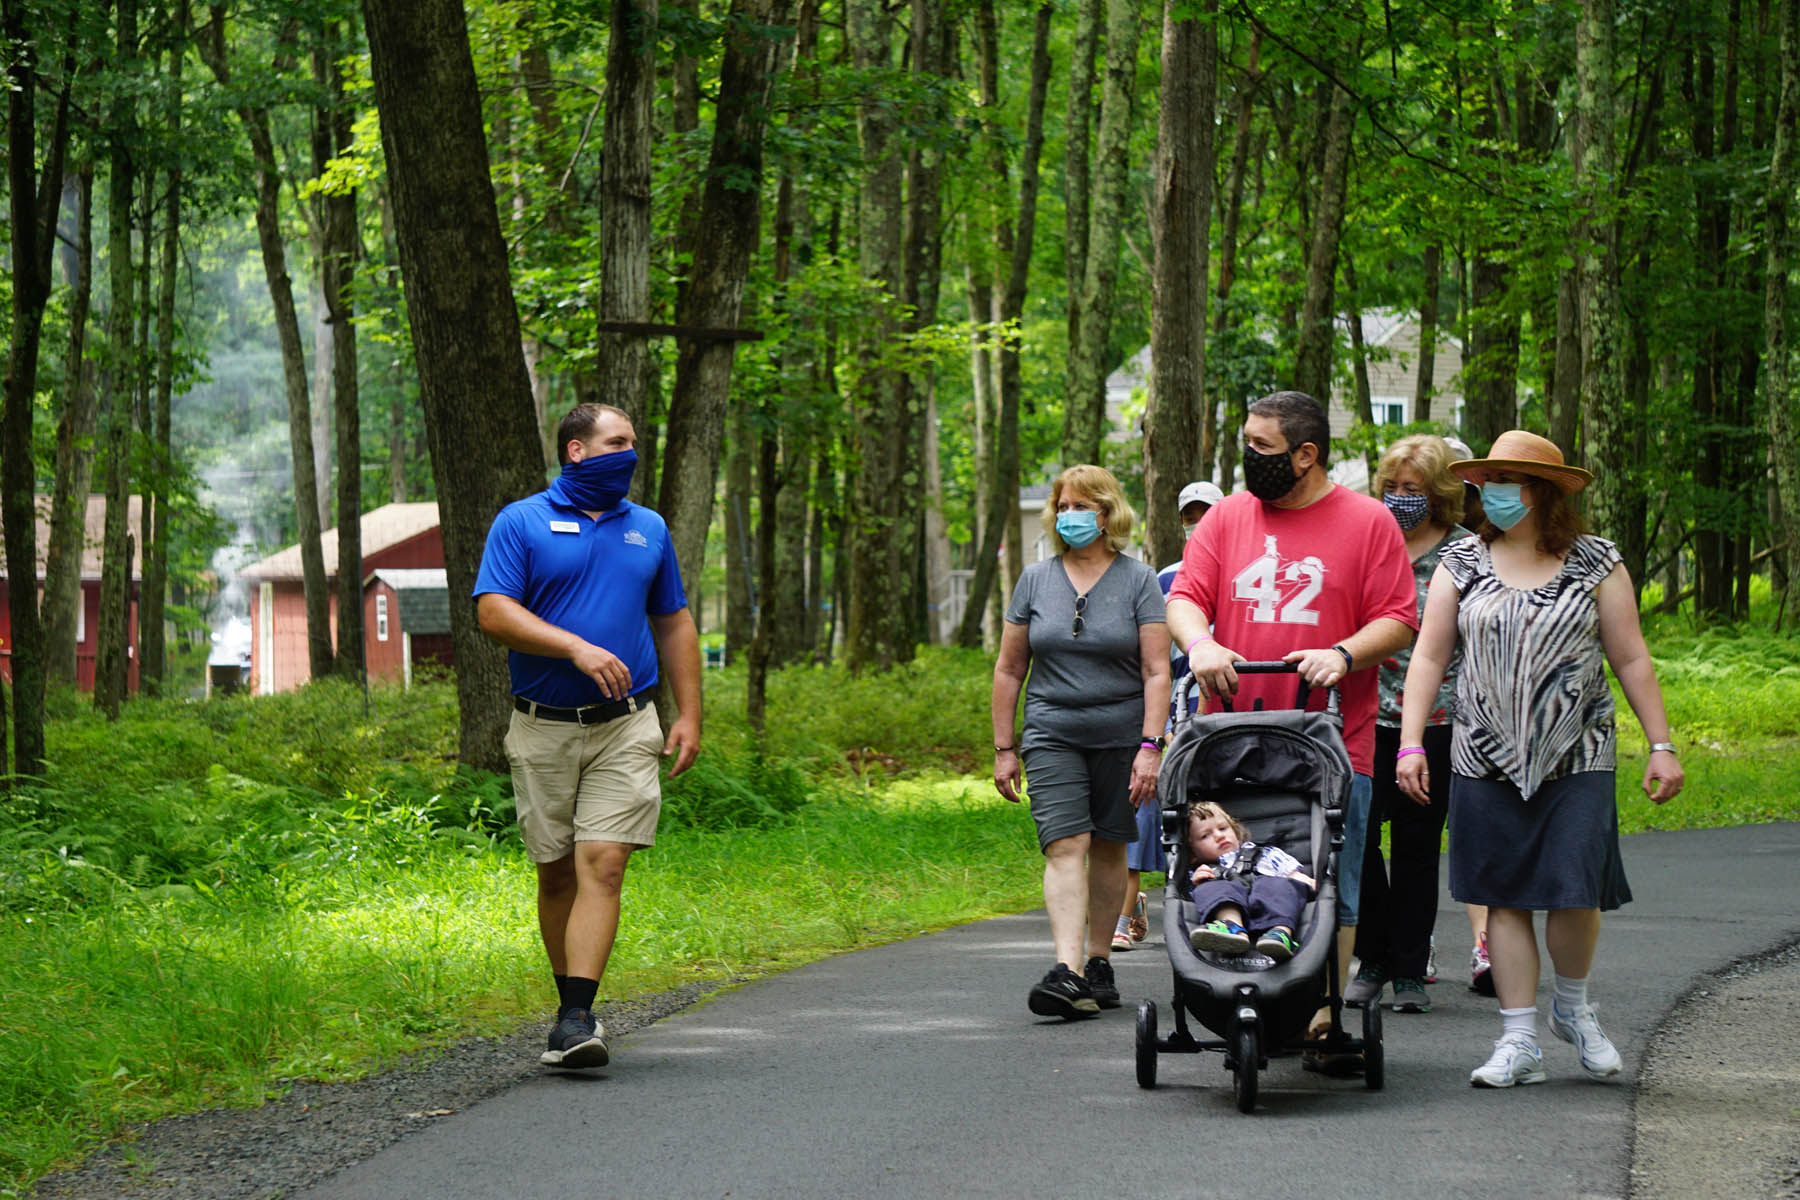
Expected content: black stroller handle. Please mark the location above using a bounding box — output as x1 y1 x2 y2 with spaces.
1172 659 1341 723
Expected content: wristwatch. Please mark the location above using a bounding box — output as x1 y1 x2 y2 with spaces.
1649 742 1678 756
1139 735 1167 752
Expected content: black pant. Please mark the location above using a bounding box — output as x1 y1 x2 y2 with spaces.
1354 723 1452 978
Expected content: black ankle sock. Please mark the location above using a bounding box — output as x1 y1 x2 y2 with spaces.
558 976 599 1017
553 973 568 1015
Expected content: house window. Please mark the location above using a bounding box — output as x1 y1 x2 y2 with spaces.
1373 397 1407 426
376 594 389 642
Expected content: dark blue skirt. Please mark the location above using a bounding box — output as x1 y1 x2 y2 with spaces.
1447 771 1632 911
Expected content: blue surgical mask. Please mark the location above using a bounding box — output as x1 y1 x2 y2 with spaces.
1383 491 1431 531
549 448 637 513
1480 481 1528 531
1055 509 1102 549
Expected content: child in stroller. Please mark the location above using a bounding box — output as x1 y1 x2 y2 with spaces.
1184 801 1316 962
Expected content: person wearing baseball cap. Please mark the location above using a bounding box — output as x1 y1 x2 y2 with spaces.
1177 480 1224 537
1396 429 1683 1088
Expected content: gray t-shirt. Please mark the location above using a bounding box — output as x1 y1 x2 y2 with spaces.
1005 554 1166 751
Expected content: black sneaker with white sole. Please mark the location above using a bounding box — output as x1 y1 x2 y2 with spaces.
541 1008 610 1068
1027 963 1100 1019
1083 955 1121 1009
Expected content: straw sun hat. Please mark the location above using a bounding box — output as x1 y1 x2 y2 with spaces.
1450 429 1593 495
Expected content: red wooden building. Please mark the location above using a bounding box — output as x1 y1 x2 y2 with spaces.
0 495 142 692
241 502 450 693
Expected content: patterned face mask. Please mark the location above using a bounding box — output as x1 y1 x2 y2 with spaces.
1383 490 1431 531
1241 444 1300 501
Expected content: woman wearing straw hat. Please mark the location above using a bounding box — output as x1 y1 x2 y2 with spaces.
1395 430 1684 1088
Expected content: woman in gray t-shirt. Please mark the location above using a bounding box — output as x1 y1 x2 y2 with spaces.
992 464 1170 1020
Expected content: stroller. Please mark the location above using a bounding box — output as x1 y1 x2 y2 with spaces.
1133 661 1383 1111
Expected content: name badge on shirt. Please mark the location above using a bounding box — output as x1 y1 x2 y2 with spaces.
549 520 581 534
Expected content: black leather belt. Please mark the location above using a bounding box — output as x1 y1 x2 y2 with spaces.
513 695 641 725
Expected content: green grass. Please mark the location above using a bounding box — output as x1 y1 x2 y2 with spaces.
2 631 1798 1192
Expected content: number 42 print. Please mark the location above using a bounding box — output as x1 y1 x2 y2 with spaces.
1231 535 1325 626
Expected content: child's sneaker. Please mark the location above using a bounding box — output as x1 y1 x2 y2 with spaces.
1254 928 1297 961
1190 920 1251 955
1469 1034 1546 1088
1549 1000 1623 1078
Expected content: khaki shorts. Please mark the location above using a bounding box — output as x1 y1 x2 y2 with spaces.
505 700 664 861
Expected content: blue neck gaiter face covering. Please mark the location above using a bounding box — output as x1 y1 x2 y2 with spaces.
549 448 637 513
1480 481 1529 531
1056 509 1102 548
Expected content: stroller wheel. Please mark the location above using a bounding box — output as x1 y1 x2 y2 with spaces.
1362 998 1385 1091
1232 1026 1259 1113
1135 1001 1158 1089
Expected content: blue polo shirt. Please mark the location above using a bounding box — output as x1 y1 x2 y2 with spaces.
472 491 688 708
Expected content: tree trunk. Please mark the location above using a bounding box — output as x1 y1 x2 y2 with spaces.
2 3 74 768
845 0 908 671
1549 266 1582 451
593 0 657 445
1343 251 1377 480
94 0 138 720
1412 241 1441 423
1063 0 1142 467
363 0 556 771
1766 0 1800 627
1210 31 1260 482
44 166 95 687
1292 76 1353 403
199 17 333 682
724 409 755 658
956 3 1051 648
141 12 184 697
1144 0 1215 567
1574 0 1630 542
1464 254 1520 445
318 32 364 683
1063 0 1101 365
657 0 792 589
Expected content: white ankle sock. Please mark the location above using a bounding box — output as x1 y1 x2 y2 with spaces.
1114 916 1132 936
1500 1006 1538 1041
1553 974 1588 1013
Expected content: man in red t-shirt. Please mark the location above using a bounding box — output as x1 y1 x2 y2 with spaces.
1167 390 1416 1058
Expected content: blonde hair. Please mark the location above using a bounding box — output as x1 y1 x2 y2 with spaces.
1042 464 1135 553
1373 434 1465 527
1186 801 1249 847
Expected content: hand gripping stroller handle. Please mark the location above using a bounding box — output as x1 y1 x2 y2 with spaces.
1172 659 1341 724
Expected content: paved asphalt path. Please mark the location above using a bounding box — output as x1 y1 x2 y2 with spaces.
302 824 1800 1200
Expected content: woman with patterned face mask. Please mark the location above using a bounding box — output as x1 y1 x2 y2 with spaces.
1397 430 1684 1089
1345 435 1473 1017
991 464 1170 1020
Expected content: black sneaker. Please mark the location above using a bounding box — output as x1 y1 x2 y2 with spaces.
1027 963 1100 1019
540 1008 610 1068
1083 955 1121 1009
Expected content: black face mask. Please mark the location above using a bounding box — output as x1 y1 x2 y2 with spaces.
1242 443 1301 501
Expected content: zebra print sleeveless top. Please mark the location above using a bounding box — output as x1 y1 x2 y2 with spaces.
1439 533 1623 797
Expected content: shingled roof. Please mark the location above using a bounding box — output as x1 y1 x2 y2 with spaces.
241 502 440 582
0 495 142 581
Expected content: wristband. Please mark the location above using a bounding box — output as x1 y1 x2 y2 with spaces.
1332 643 1354 672
1396 746 1427 760
1184 634 1213 658
995 744 1015 753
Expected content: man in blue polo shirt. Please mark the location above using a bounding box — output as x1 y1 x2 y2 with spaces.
474 402 701 1069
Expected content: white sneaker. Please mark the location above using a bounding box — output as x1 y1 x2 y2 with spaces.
1549 1001 1623 1078
1469 1034 1547 1088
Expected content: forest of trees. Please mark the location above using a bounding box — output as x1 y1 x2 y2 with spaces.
3 0 1798 775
